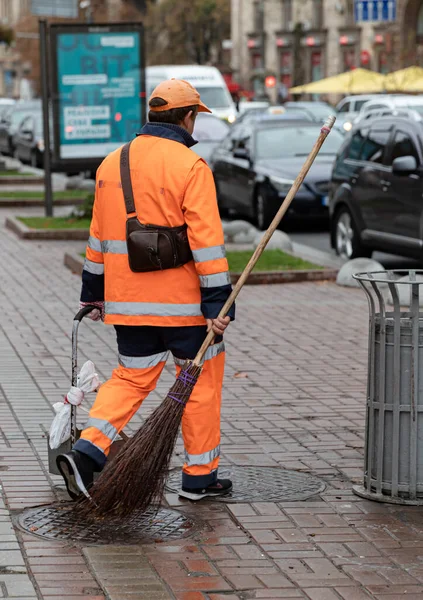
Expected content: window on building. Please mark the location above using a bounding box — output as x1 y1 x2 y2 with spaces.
313 0 323 29
282 0 292 28
2 0 10 23
253 1 264 32
251 51 262 69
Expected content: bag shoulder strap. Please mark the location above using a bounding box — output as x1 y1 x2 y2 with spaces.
120 141 136 215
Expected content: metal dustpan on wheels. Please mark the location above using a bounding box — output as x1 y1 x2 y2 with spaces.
47 305 127 476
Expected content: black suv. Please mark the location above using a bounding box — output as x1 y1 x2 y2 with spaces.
330 115 423 260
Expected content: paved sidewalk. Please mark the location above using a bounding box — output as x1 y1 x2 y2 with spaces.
1 206 423 599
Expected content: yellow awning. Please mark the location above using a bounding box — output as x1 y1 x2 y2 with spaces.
384 66 423 92
290 68 386 95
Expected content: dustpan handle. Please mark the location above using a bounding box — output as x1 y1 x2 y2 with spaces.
71 305 99 444
192 115 336 367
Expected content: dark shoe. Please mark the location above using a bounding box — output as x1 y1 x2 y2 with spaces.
179 478 233 501
56 450 96 501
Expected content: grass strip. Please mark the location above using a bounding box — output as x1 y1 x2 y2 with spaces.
0 189 90 199
18 217 91 230
227 249 322 272
0 170 35 177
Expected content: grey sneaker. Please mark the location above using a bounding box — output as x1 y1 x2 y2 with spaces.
179 478 233 501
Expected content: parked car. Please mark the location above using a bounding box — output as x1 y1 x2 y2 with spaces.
284 101 335 121
236 105 314 125
354 95 423 124
335 94 384 133
330 115 423 260
212 117 344 228
0 100 41 156
192 113 230 163
13 111 45 167
146 65 237 123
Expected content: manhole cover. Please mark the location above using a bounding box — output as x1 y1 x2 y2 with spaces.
18 504 195 544
166 466 325 503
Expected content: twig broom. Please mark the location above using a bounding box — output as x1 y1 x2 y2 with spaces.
77 116 336 518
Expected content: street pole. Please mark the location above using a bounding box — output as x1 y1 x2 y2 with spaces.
259 0 266 99
39 19 53 218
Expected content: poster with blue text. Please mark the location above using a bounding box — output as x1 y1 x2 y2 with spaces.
52 24 144 162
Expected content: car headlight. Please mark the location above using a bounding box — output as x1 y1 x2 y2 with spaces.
269 176 294 195
343 121 353 132
37 139 45 152
227 114 236 124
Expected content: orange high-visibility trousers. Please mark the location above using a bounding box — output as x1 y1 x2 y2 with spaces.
73 326 225 489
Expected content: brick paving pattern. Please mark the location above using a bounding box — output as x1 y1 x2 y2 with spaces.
1 206 423 599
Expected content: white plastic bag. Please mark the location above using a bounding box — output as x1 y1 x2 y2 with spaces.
49 361 100 449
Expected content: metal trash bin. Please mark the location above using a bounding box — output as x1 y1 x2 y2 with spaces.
353 270 423 505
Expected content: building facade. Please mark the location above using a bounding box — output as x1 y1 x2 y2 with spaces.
231 0 423 98
0 0 31 96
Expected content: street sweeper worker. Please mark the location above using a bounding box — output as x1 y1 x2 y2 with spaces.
57 78 235 502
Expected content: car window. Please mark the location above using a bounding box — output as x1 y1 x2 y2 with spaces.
338 102 350 113
346 128 368 160
360 128 390 164
363 103 386 113
19 116 33 132
355 100 370 111
255 125 343 159
233 127 252 152
194 87 231 109
390 131 419 164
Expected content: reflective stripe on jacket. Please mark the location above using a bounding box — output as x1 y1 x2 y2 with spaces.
81 123 235 327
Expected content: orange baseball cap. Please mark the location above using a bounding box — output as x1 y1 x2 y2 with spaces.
149 78 212 113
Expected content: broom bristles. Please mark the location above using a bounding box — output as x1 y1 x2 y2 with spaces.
75 360 202 518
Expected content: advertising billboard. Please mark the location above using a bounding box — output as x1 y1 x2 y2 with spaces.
50 23 145 169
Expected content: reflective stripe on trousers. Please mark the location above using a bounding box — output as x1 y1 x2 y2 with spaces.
84 417 118 442
184 444 220 466
173 341 225 367
119 351 169 369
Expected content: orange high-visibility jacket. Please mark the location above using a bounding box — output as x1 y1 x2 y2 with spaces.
81 123 234 327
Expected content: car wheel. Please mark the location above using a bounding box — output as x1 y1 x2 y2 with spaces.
333 206 372 259
255 187 273 230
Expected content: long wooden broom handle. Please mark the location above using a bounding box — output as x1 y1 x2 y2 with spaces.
193 115 336 367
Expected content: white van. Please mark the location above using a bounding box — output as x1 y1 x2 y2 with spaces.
146 65 237 123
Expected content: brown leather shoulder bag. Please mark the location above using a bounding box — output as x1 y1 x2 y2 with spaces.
120 141 193 273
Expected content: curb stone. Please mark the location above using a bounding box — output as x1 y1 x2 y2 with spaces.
64 251 338 284
6 216 89 241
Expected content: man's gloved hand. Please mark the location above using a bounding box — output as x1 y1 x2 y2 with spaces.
206 316 230 337
79 301 105 322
